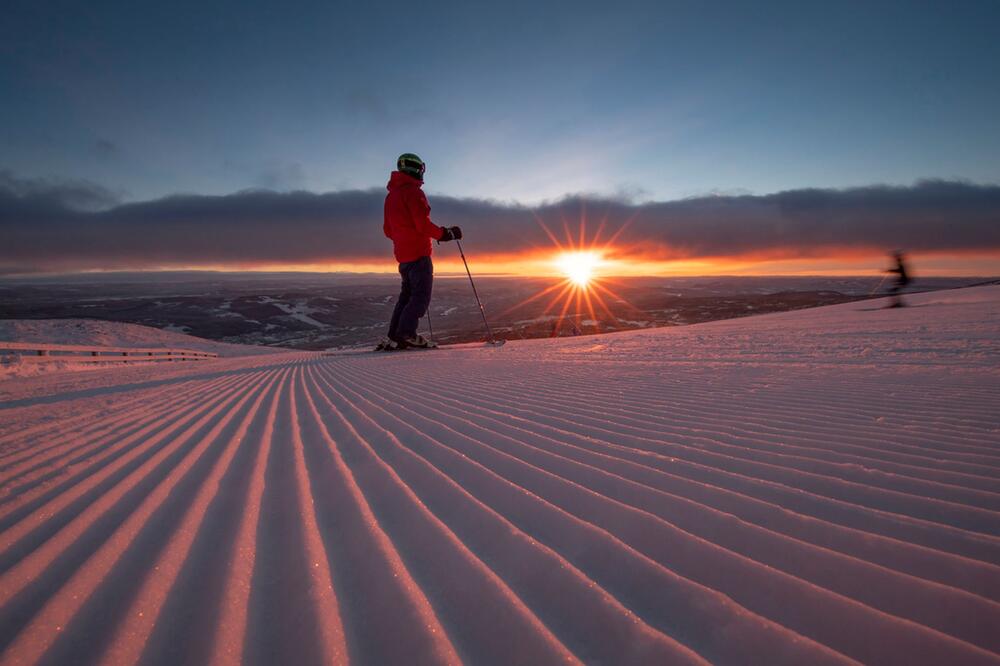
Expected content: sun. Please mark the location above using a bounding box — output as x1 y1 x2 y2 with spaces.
499 210 638 338
556 251 602 287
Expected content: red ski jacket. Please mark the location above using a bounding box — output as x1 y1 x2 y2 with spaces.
383 171 444 264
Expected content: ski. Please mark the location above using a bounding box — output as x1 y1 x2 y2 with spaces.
371 337 438 353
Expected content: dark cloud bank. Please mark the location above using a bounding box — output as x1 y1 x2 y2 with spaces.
1 170 998 274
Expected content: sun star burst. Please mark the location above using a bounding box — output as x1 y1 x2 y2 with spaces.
556 251 602 288
500 211 641 337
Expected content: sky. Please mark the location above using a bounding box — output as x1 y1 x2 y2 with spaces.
2 0 999 275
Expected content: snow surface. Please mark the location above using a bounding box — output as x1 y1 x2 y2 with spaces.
0 318 282 357
0 319 285 381
0 287 998 664
259 297 328 328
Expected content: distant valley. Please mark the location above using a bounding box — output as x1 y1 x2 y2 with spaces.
0 273 987 350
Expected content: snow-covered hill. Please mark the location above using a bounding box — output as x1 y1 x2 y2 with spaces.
0 318 282 357
0 287 997 664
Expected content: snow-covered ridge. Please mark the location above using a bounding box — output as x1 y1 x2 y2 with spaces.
0 287 997 664
0 318 283 358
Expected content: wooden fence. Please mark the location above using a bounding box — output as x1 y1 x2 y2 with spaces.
0 342 218 364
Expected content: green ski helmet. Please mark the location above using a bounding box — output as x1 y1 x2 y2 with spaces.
397 153 426 180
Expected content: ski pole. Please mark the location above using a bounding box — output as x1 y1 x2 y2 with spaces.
456 239 498 344
868 273 889 297
426 308 435 343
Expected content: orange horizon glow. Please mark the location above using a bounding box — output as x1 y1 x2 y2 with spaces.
24 251 1000 279
205 248 1000 278
173 223 994 336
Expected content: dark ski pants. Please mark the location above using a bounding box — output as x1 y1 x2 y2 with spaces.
388 255 433 341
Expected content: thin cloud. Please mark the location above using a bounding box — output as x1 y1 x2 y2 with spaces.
0 170 120 214
1 171 997 273
254 162 308 191
92 139 119 162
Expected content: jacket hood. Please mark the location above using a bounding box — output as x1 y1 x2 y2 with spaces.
387 170 423 191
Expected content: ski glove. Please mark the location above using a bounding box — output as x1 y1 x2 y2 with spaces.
439 226 462 242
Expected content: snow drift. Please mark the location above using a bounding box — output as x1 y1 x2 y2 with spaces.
0 287 997 664
0 319 284 380
0 318 280 358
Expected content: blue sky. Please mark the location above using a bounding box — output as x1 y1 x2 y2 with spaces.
2 0 998 205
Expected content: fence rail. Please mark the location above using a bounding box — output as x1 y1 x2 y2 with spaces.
0 342 218 364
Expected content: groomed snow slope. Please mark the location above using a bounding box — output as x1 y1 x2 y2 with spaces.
0 286 997 665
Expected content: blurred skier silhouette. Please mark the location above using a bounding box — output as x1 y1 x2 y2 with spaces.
885 251 911 308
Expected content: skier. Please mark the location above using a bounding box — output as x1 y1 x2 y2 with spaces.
885 250 911 308
377 153 462 350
